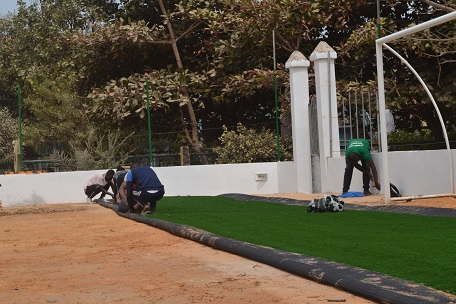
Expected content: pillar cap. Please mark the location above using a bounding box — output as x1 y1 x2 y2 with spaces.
285 51 310 69
309 41 337 61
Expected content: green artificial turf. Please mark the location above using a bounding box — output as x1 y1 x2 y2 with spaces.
150 196 456 295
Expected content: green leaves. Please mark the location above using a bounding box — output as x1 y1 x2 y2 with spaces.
0 108 19 165
87 68 218 124
88 73 161 124
1 0 454 164
214 123 292 163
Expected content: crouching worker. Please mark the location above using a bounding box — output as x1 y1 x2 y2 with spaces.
84 169 115 202
118 164 165 214
113 166 127 204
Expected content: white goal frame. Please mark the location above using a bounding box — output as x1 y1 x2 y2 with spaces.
376 11 456 203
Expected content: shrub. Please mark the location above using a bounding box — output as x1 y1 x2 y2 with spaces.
48 129 134 171
214 123 292 163
388 129 438 151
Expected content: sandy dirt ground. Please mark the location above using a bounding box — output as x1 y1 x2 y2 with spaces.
1 193 455 304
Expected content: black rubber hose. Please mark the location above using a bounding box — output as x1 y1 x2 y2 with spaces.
97 200 456 304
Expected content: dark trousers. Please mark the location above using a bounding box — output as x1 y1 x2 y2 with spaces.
118 189 165 213
342 158 370 193
117 199 130 213
84 183 112 199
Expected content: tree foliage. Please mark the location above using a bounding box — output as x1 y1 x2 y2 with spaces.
0 108 19 164
0 0 455 165
24 77 86 152
214 123 292 163
336 0 456 141
74 1 222 158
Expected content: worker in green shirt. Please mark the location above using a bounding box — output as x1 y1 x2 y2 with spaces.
342 139 381 195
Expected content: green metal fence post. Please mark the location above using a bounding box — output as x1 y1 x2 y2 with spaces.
146 77 154 166
17 83 23 171
273 30 281 161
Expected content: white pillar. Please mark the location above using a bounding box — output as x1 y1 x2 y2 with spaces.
285 51 312 193
310 42 340 192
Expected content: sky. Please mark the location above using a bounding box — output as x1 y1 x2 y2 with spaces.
0 0 33 17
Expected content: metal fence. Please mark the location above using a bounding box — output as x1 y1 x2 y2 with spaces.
0 151 218 173
339 88 379 152
127 151 218 168
308 89 380 156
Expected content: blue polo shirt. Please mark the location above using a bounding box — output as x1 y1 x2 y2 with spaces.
125 166 164 195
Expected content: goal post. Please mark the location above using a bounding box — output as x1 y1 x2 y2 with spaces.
376 11 456 203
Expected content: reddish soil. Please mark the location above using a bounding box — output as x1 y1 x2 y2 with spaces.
1 194 454 304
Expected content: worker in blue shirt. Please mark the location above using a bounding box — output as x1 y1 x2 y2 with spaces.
118 164 165 214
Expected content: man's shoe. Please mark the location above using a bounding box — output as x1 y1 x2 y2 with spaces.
86 197 92 203
141 204 151 214
363 190 372 196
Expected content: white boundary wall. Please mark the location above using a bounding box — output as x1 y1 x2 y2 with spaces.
0 162 297 207
1 149 454 207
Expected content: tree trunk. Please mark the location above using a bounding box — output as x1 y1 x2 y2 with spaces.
157 0 208 164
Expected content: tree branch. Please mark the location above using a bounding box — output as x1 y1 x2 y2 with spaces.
149 40 173 45
275 30 295 53
157 0 204 158
176 20 204 42
419 0 455 12
179 106 193 145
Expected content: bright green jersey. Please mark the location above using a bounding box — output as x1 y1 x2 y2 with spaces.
345 139 372 161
